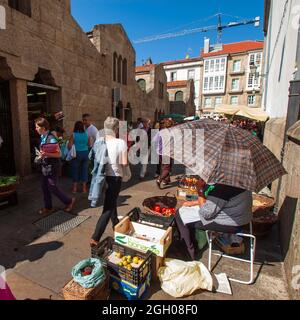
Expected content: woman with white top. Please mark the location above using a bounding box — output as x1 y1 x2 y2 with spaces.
90 117 128 247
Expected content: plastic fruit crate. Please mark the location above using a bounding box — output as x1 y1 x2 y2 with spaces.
127 207 175 230
91 237 152 287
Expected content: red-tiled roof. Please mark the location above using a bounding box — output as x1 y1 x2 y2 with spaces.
135 64 156 73
201 41 264 58
167 80 188 88
163 56 202 66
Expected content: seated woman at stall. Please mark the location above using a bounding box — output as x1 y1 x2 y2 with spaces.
175 180 253 260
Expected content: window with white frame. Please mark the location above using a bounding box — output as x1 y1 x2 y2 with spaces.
247 52 262 89
231 79 239 91
204 98 212 108
230 96 238 105
215 97 222 106
220 58 226 71
187 69 195 80
209 77 214 91
214 76 219 90
170 71 177 82
204 61 209 73
204 77 209 91
233 60 241 72
219 76 225 90
248 95 256 106
215 59 220 72
203 58 226 93
210 60 215 72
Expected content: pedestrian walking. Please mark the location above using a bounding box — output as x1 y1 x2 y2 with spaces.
35 118 75 215
68 121 92 194
156 119 174 188
82 113 98 146
90 117 129 247
139 118 151 180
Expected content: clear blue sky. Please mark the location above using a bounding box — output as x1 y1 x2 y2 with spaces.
71 0 264 65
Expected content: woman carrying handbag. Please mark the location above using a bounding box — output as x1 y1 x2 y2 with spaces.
35 118 75 215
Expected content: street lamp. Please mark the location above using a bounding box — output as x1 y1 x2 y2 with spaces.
249 63 267 78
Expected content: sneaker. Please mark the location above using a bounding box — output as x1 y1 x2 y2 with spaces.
91 200 97 208
38 208 55 215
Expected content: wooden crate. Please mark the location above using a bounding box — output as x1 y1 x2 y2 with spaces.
114 216 172 258
152 256 165 281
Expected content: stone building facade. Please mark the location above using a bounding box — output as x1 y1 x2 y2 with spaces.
0 0 168 177
135 63 169 122
163 57 202 113
89 27 169 123
262 0 300 299
167 80 195 117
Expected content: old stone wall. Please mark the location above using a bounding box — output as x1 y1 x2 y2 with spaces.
277 121 300 299
263 118 286 197
0 0 112 134
168 79 195 116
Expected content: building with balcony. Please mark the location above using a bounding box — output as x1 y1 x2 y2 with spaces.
200 39 264 113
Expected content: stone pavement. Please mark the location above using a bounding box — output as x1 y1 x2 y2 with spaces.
0 164 290 300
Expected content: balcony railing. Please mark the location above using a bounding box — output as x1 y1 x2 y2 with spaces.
230 69 245 75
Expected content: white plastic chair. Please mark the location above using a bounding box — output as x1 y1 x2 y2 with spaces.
205 222 256 285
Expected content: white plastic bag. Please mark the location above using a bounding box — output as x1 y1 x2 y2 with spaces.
158 258 213 298
66 144 76 161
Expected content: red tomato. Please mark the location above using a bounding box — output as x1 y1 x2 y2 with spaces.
162 208 167 214
170 208 176 214
154 205 161 213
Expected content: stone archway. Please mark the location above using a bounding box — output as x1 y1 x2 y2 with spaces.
0 57 16 175
27 68 62 171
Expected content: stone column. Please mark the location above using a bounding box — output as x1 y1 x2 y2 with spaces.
9 79 31 177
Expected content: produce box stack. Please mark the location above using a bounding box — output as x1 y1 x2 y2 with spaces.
114 195 176 281
92 237 152 300
0 176 18 210
177 175 200 201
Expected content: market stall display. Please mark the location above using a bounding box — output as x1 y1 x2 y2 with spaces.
177 175 201 201
92 237 152 300
0 176 19 210
91 236 152 287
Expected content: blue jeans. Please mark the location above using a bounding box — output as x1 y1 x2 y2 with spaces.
72 150 89 183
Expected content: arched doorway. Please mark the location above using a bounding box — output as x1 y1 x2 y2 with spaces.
116 101 123 120
27 68 62 170
0 57 15 175
124 103 132 123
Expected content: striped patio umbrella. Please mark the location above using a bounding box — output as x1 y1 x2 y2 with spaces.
158 119 286 192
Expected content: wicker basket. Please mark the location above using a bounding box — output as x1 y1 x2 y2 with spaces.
62 272 110 300
252 194 275 215
142 193 177 216
252 195 277 236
